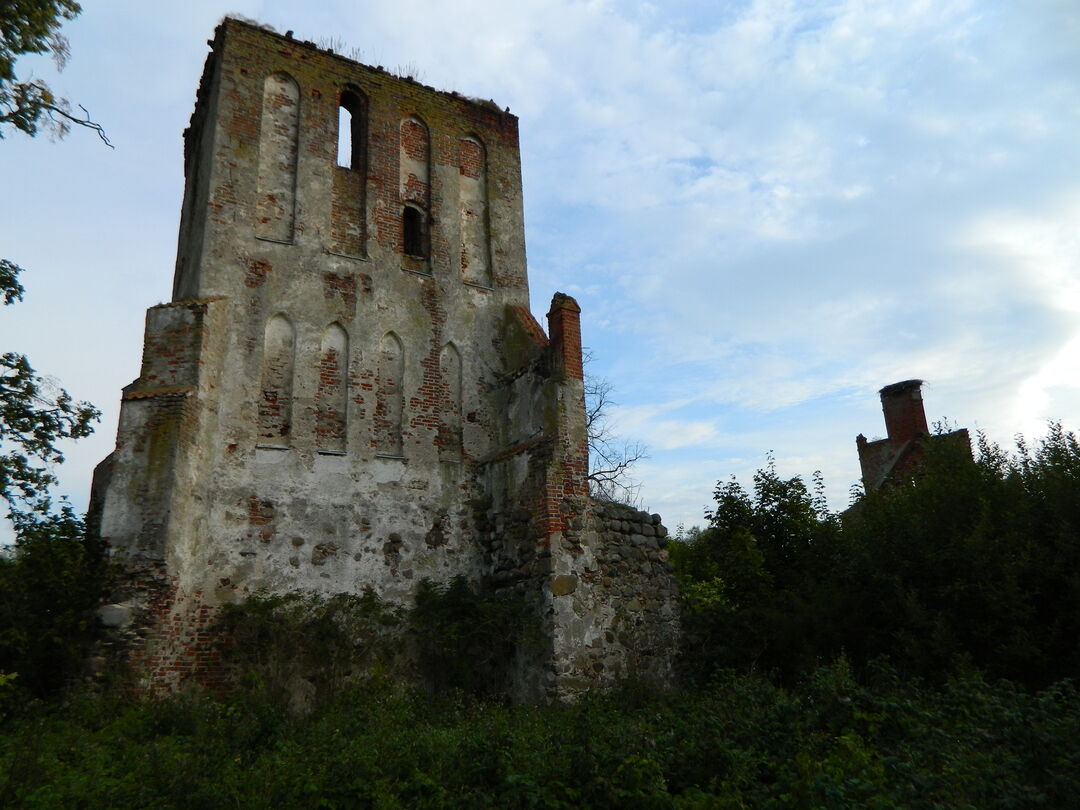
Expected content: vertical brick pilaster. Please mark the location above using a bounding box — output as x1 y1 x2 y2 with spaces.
546 293 583 381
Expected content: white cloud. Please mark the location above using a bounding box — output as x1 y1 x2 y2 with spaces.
2 0 1079 537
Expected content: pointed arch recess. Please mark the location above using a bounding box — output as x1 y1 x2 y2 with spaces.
375 332 404 456
316 323 349 453
459 136 491 286
255 72 300 242
259 314 295 443
438 342 463 461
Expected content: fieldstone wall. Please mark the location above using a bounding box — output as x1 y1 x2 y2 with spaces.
548 499 680 697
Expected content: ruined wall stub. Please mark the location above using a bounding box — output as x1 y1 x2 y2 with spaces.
92 19 678 700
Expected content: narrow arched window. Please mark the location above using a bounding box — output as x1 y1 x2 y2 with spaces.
331 87 368 257
337 89 367 170
337 105 353 168
403 205 425 258
399 116 430 267
459 136 491 286
438 343 462 461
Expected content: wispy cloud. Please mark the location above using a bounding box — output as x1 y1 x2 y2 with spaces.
1 0 1077 533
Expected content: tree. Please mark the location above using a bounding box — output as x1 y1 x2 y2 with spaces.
0 0 110 144
583 350 648 504
0 347 98 523
1 0 102 523
0 506 108 696
671 425 1080 687
0 1 107 700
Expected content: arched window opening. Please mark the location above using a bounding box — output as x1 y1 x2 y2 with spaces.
337 105 352 168
399 116 430 268
438 342 463 461
403 205 425 258
331 87 368 257
337 89 367 170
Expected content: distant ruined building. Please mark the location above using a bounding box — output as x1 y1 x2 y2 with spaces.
91 18 677 700
856 380 972 491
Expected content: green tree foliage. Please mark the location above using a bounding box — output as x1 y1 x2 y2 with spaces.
0 0 109 143
0 259 25 305
672 425 1080 687
0 349 98 522
0 507 108 698
671 458 843 681
214 578 541 704
0 2 105 705
1 0 102 525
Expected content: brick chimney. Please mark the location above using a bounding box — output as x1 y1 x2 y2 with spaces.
879 379 929 445
547 293 583 381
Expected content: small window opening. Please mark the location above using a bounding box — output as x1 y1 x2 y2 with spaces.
337 105 352 167
403 206 425 257
337 90 367 170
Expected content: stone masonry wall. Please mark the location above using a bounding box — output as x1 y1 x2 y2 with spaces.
549 500 679 697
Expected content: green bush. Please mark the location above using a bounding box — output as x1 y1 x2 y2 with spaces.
214 588 402 709
1 666 1076 808
0 508 109 699
672 424 1080 688
410 575 543 697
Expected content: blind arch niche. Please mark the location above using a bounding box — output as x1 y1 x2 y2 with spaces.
255 72 300 242
316 323 349 454
258 314 295 445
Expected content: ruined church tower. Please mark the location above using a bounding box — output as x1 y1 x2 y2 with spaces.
92 19 677 700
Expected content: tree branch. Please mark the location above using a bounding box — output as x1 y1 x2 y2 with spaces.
45 102 112 147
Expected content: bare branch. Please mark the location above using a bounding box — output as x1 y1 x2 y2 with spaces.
45 102 113 148
583 349 648 505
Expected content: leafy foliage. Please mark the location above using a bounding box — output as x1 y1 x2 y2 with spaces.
672 424 1080 688
0 260 25 305
215 577 542 704
410 575 542 697
1 3 102 525
0 1 110 143
0 350 98 521
214 589 402 710
0 507 109 698
1 664 1077 808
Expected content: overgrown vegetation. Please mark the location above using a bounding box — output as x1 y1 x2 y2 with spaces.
0 508 109 702
215 589 404 710
410 576 543 697
1 661 1077 808
671 424 1080 689
215 575 542 706
1 423 1078 807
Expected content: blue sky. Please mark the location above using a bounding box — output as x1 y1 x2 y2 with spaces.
2 0 1079 532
